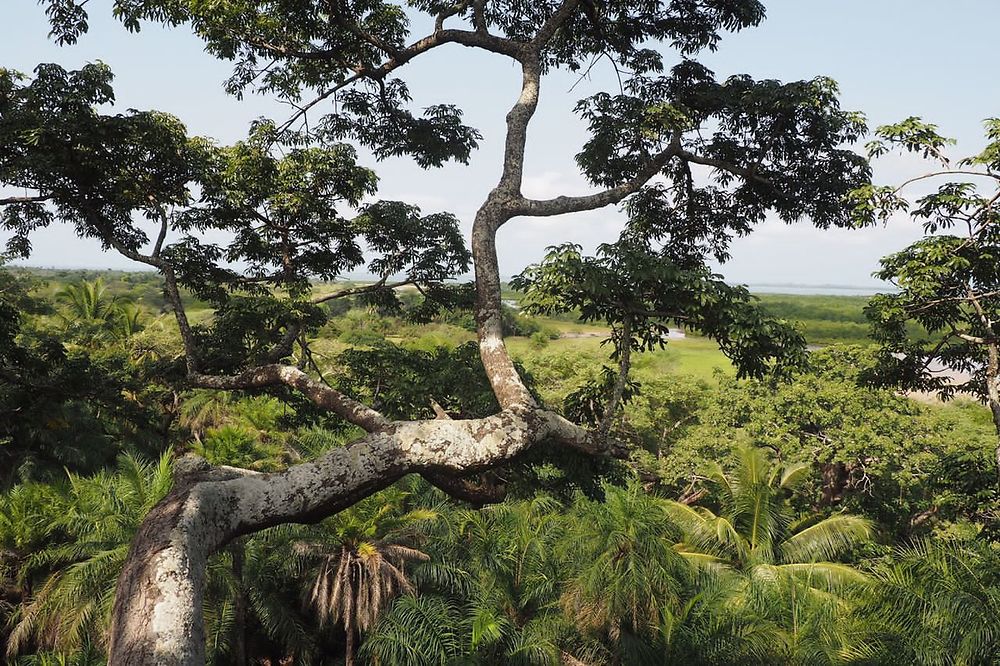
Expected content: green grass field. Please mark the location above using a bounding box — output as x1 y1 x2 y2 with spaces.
14 268 889 374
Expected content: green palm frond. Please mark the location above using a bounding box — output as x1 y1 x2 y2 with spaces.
780 514 872 564
360 594 464 666
779 461 812 489
775 562 869 590
5 452 173 658
852 538 1000 665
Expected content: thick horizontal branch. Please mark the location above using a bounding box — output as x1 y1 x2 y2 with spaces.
518 138 786 219
190 364 390 432
109 405 611 664
0 194 50 205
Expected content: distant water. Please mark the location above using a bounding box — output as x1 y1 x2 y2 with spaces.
745 283 893 296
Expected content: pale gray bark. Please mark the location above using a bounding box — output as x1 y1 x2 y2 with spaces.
109 409 599 664
106 4 697 662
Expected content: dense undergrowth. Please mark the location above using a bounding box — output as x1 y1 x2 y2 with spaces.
1 270 997 665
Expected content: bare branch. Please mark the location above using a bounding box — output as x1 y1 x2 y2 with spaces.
531 0 581 50
162 266 201 374
109 405 612 663
152 211 169 259
519 140 679 217
430 399 451 420
0 194 50 205
328 0 401 58
264 323 302 364
190 364 390 433
519 137 787 218
311 278 415 304
278 28 525 133
496 58 542 193
893 169 1000 195
904 290 1000 315
675 146 777 190
968 284 995 334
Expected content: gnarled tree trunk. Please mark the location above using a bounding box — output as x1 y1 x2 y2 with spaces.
108 411 597 664
106 4 660 662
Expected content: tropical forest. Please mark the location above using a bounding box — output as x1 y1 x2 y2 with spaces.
1 1 999 665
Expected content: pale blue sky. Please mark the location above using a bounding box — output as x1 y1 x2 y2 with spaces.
2 1 998 287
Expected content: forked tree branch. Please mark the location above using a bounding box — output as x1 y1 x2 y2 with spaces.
531 0 581 49
278 27 525 132
109 406 606 664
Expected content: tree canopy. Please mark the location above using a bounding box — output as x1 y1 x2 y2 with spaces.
0 1 887 663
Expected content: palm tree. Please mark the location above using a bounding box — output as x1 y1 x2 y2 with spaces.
55 278 145 346
55 278 121 325
203 525 321 666
850 538 1000 665
664 446 873 664
295 488 436 666
561 482 691 664
359 594 465 666
5 453 173 658
112 302 145 340
178 390 237 444
1 480 68 650
359 494 565 665
443 496 565 664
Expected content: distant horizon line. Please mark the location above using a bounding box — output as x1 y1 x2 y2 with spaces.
6 264 892 294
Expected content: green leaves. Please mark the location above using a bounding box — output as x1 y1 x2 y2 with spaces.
961 117 1000 171
862 119 1000 417
513 242 808 380
0 64 207 258
855 539 1000 665
867 117 955 164
3 452 173 657
574 63 870 248
1 65 475 374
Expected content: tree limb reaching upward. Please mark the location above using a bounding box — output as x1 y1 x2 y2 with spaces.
1 2 876 663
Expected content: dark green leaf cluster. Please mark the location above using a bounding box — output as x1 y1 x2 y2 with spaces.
1 66 472 372
333 340 501 420
0 269 169 487
32 1 794 178
860 120 1000 408
577 64 869 232
318 91 483 168
0 63 209 258
646 346 997 538
492 0 766 70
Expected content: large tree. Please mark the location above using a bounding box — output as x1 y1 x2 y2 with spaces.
859 118 1000 474
1 1 871 663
